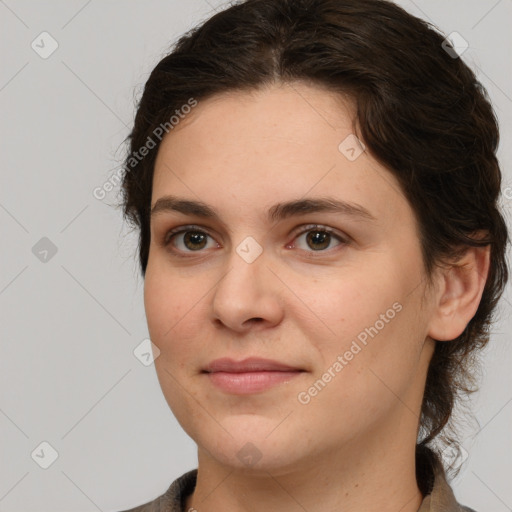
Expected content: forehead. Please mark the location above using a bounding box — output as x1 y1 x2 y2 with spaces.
151 82 409 229
156 82 357 157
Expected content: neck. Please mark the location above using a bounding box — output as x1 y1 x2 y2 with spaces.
185 415 424 512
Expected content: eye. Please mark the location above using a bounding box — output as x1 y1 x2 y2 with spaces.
163 226 218 255
161 223 348 258
289 224 347 253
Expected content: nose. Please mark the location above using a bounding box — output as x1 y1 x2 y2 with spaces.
211 243 284 332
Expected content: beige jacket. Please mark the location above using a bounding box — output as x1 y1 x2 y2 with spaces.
119 465 477 512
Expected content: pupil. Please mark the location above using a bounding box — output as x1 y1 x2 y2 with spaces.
307 231 329 250
185 232 206 250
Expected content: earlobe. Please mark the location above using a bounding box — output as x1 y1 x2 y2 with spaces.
427 244 491 342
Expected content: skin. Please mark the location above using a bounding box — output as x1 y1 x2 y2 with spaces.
144 81 490 512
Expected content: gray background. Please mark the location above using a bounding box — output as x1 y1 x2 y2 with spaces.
1 1 511 511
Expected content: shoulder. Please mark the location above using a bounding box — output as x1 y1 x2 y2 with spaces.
116 469 198 512
418 453 478 512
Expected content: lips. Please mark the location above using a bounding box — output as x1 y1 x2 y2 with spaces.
203 357 305 394
203 357 302 373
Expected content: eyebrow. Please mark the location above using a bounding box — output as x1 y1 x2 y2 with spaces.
150 195 376 223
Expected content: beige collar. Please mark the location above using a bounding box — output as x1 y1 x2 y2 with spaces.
418 465 466 512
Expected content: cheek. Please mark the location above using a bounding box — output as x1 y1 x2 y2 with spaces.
144 267 197 341
301 270 420 390
300 272 400 348
144 271 202 416
323 294 422 389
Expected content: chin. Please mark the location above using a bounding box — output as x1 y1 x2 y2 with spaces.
188 415 306 471
202 441 305 475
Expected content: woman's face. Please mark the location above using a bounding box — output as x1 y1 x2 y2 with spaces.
144 82 437 473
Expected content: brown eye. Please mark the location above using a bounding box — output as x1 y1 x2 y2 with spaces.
305 230 332 250
181 231 208 251
164 227 217 254
292 225 346 252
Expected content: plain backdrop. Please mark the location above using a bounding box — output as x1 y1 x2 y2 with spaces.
1 1 511 511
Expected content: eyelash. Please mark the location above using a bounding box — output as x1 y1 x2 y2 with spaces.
161 224 349 258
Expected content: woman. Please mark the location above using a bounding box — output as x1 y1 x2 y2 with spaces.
118 0 508 510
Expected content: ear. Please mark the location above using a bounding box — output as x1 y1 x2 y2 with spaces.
427 243 491 342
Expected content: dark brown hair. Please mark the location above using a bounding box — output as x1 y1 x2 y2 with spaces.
119 0 509 491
